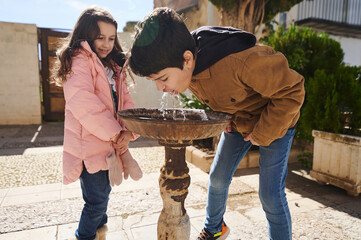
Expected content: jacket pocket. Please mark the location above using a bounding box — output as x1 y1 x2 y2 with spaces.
233 111 259 136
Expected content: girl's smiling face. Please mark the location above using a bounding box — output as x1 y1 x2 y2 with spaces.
93 21 116 59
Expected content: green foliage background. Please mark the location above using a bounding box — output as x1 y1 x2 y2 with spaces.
210 0 305 24
263 25 361 141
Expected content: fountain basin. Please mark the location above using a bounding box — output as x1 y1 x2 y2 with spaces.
118 108 233 140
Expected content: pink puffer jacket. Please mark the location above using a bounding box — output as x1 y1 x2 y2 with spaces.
62 41 135 184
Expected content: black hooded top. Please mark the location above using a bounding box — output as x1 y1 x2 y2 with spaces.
191 26 257 75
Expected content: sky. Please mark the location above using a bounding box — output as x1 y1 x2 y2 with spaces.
0 0 154 32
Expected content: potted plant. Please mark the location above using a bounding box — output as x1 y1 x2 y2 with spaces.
304 67 361 196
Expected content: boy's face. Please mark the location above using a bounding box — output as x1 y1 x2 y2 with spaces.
147 51 195 94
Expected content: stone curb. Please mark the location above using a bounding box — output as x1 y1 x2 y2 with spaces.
186 146 302 173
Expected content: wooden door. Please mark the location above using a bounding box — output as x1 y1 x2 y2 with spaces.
38 28 69 121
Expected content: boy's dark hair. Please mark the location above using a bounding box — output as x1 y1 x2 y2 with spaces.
129 7 196 77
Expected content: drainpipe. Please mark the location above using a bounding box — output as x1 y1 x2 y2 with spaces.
280 12 287 30
342 0 349 23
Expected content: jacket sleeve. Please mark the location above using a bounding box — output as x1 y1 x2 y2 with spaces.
118 71 139 140
121 79 135 110
63 55 122 142
241 47 305 146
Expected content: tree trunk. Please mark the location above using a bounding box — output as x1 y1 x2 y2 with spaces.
218 0 269 33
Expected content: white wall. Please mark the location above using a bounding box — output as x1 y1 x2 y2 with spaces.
0 22 41 125
329 35 361 66
118 32 165 109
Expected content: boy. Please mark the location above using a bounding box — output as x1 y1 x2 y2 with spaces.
129 7 304 240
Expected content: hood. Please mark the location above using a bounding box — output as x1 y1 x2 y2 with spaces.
191 26 256 75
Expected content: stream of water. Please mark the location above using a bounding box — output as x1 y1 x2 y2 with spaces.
158 93 208 121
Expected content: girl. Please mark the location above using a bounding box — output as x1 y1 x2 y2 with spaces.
53 6 142 240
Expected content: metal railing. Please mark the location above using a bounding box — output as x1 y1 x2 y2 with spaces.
297 0 361 26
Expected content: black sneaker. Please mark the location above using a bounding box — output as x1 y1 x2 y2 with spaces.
197 222 230 240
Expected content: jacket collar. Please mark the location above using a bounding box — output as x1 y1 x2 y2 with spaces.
193 68 210 80
80 41 94 55
191 26 256 75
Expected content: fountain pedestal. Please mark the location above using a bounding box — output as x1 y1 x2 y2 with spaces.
117 108 232 240
157 140 192 240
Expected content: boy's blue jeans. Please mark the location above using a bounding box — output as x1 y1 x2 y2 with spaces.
75 164 111 240
205 128 295 240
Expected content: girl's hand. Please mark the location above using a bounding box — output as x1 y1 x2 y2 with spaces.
112 131 132 153
244 133 259 146
224 123 232 133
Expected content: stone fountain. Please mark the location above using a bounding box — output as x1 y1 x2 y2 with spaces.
118 108 232 240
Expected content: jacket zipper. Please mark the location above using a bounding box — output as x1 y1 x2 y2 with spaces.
96 58 117 118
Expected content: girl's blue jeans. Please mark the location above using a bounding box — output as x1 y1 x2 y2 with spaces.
75 163 111 240
205 128 295 240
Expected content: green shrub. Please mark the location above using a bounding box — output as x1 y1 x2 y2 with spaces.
301 66 361 138
178 93 211 110
263 25 361 140
263 24 344 81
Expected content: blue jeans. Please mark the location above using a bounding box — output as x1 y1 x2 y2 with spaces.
75 163 111 240
205 128 295 240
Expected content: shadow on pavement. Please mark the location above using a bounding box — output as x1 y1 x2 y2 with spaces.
234 162 361 219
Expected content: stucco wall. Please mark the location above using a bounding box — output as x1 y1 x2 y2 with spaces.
118 32 165 109
0 22 41 125
329 35 361 66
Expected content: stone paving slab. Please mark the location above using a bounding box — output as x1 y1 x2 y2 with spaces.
0 122 361 240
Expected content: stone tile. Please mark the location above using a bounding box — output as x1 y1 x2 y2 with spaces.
234 172 259 191
244 207 266 221
0 226 57 240
229 179 255 195
57 222 78 240
188 164 209 183
289 197 326 214
0 188 8 198
186 206 206 218
23 145 63 155
286 189 312 201
190 218 202 239
60 187 82 199
131 224 157 240
7 183 61 196
106 230 130 240
111 173 158 193
107 216 125 232
125 212 159 228
61 180 80 190
224 210 266 240
1 189 60 206
190 215 205 234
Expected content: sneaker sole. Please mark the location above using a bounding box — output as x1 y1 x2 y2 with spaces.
217 227 230 240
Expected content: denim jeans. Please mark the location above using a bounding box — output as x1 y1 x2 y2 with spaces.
75 163 111 240
205 128 295 240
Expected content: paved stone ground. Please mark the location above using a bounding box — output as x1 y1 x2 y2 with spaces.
0 122 360 240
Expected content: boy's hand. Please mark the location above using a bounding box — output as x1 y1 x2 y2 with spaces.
224 123 232 133
112 131 132 153
244 133 259 146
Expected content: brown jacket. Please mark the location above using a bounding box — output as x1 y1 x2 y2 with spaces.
189 45 305 146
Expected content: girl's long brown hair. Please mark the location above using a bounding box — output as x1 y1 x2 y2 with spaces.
52 6 126 86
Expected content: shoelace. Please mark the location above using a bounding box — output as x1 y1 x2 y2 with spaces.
198 228 210 240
